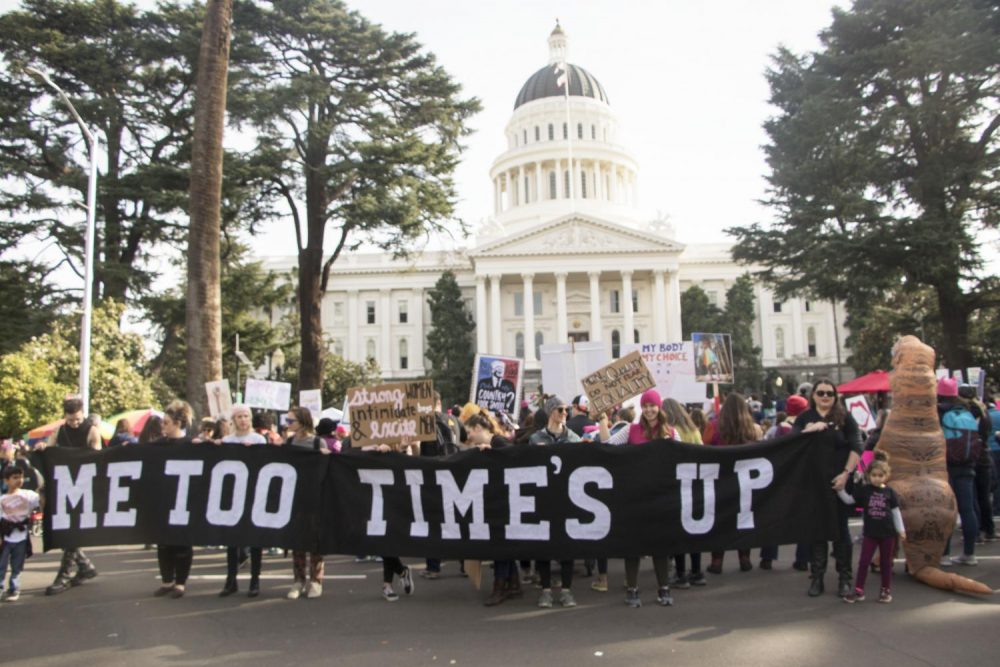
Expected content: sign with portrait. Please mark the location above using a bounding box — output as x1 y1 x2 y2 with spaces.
691 332 734 384
470 354 523 416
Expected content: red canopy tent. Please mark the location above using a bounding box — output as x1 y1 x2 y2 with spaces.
837 370 890 394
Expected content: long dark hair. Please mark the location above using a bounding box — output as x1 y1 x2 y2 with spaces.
809 378 846 429
718 393 758 445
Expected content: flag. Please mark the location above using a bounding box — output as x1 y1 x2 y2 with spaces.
553 62 568 89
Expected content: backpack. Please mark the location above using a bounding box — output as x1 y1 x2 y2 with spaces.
942 405 983 466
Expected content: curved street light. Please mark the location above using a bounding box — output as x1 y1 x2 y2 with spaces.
25 66 99 415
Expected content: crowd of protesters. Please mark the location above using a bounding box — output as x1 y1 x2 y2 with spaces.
2 379 998 610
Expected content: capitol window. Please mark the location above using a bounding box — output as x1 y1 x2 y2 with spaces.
366 339 376 361
524 176 530 203
577 123 583 139
611 329 621 358
535 331 544 359
610 289 621 314
591 124 596 140
807 327 817 358
581 171 587 198
564 170 570 197
515 332 525 358
398 300 408 324
549 171 557 199
562 122 567 139
775 327 785 358
535 126 540 141
399 339 408 370
773 301 783 313
523 129 527 145
548 123 554 140
366 301 376 324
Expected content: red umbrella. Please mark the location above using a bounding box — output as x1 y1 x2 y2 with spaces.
838 370 890 395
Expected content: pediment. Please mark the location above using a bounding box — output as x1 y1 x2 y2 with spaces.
470 214 685 258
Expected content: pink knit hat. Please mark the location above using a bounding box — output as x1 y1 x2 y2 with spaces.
937 376 958 398
640 389 662 407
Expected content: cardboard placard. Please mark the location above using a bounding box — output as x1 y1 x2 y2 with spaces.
470 354 523 416
539 341 610 403
346 380 436 448
580 350 657 417
622 342 710 409
244 378 292 411
205 380 233 418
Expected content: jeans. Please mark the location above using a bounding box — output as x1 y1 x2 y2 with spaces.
946 468 978 556
674 553 702 575
974 464 995 538
990 451 1000 515
0 540 28 593
425 558 441 573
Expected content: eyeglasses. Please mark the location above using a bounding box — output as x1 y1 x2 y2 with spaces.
814 390 836 398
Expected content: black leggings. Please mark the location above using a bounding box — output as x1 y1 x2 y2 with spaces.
226 546 262 580
674 553 702 575
157 545 193 585
535 560 573 589
382 557 406 584
625 556 671 589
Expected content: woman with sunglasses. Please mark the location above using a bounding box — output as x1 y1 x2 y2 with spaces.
793 378 862 598
284 407 330 600
154 400 195 599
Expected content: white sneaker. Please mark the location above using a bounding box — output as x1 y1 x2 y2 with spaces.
306 581 323 599
6 591 19 602
286 582 306 600
941 557 954 567
954 553 978 566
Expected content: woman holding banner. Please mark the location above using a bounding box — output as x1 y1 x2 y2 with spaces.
284 407 330 600
598 389 677 608
662 398 707 588
153 400 195 599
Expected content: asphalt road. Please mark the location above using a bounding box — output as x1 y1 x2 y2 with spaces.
3 527 998 667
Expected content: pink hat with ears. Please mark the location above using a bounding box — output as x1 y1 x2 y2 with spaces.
640 389 662 407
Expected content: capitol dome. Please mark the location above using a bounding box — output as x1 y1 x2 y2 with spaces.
514 64 610 110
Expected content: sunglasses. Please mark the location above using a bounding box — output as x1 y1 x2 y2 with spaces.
814 390 836 398
286 418 298 424
553 406 567 413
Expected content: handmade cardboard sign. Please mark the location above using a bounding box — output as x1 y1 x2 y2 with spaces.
581 350 656 416
300 389 323 423
346 380 436 448
244 379 292 411
205 380 233 418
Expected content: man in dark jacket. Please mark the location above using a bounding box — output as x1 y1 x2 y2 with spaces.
566 395 596 437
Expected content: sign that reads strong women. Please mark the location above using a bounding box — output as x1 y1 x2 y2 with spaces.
346 380 437 448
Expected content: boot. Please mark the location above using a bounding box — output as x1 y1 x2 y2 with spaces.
484 579 508 606
219 578 238 597
808 577 824 597
707 553 724 574
506 572 523 598
248 577 260 598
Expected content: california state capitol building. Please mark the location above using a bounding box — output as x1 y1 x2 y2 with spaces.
265 24 851 394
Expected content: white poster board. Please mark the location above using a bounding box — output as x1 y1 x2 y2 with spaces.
844 394 876 432
539 341 609 403
244 378 292 411
204 379 233 418
300 389 323 422
621 342 708 408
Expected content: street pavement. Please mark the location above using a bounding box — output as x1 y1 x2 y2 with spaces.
3 526 999 667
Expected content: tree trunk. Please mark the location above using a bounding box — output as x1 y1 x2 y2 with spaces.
935 281 973 371
299 146 328 392
185 0 231 419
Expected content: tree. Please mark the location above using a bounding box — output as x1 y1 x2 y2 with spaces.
0 0 202 303
680 285 723 339
0 259 72 356
229 0 480 390
426 270 475 407
0 348 71 437
728 0 1000 370
185 0 232 420
720 275 764 394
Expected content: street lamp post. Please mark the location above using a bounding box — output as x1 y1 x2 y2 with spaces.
26 67 99 415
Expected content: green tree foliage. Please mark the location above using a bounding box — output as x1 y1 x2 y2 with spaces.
0 0 203 302
0 299 155 435
228 0 480 391
727 0 1000 370
680 285 723 339
0 259 72 355
426 270 475 407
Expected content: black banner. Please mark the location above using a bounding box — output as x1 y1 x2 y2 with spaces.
38 433 841 559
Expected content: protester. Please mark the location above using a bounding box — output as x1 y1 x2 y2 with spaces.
708 393 760 574
316 418 342 453
421 391 463 580
154 399 195 599
35 397 101 596
211 415 232 442
778 394 813 571
0 465 41 602
662 398 706 588
107 419 137 447
794 379 862 598
218 404 267 598
284 407 329 599
566 394 596 437
253 410 283 445
138 415 164 444
964 387 996 543
838 451 906 604
987 393 1000 517
195 417 216 443
598 389 676 608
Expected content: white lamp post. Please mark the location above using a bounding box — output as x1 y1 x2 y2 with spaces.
26 66 99 415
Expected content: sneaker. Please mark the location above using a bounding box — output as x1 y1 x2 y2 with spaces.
670 574 691 589
383 586 399 602
401 567 414 595
656 586 674 606
153 585 175 597
624 587 642 608
559 589 577 607
985 534 1000 543
5 590 19 602
689 572 707 586
591 575 608 592
792 561 809 572
306 581 322 599
168 586 185 599
537 589 554 608
878 588 892 603
838 580 853 598
520 569 534 585
759 559 773 570
941 556 954 567
420 569 440 580
286 582 305 600
953 553 978 566
843 588 865 604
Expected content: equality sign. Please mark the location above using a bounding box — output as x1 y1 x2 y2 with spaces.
346 380 436 448
244 379 292 412
580 351 656 416
622 342 707 407
38 431 841 559
692 332 734 384
471 354 523 416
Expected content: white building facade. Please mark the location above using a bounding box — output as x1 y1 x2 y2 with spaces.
266 24 851 392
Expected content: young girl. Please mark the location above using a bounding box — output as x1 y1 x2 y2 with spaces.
837 451 906 603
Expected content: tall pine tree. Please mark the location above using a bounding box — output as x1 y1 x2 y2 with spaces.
426 271 474 407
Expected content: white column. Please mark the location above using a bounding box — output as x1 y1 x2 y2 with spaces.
653 269 667 341
535 162 543 203
632 171 639 208
493 178 500 215
622 270 634 345
412 287 425 372
589 271 602 343
489 273 502 353
518 165 525 205
610 166 619 203
347 289 359 362
522 273 535 363
666 270 682 341
596 162 603 201
572 158 580 200
591 164 598 201
555 272 568 344
380 289 392 375
475 275 488 352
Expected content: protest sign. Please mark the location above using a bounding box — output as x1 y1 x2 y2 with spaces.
580 351 656 416
539 341 609 402
244 378 292 411
622 342 707 407
844 394 876 432
691 332 734 383
346 380 436 448
471 354 523 415
205 380 233 418
300 389 323 422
